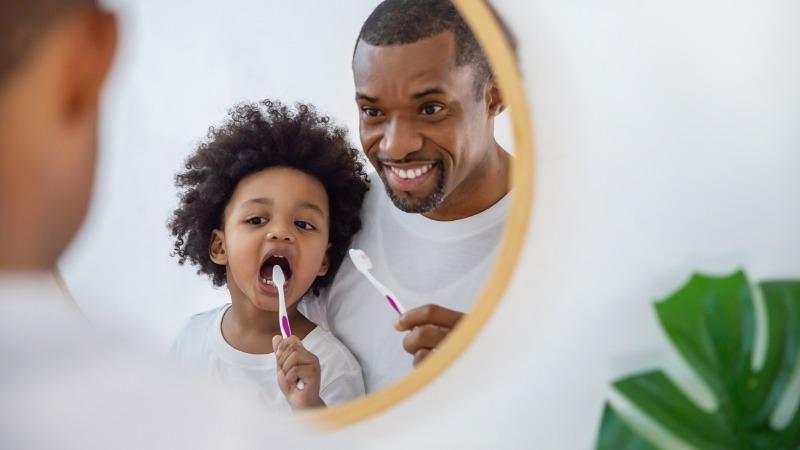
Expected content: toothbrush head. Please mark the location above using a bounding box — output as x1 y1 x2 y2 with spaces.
348 248 373 272
272 264 285 287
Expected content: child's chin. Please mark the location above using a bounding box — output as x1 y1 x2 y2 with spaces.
249 296 279 312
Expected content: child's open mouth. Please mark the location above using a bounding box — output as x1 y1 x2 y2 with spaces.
259 254 293 289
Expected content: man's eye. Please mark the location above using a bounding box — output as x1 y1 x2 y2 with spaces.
246 217 267 225
420 104 444 115
361 106 383 118
295 220 316 231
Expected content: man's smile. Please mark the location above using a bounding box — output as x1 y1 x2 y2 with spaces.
386 163 434 180
381 161 441 195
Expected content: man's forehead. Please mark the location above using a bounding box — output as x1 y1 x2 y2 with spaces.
353 32 464 91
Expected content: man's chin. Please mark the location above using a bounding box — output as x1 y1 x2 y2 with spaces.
383 185 446 214
376 161 448 213
381 176 444 214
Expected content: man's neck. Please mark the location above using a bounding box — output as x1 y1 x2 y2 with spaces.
423 142 511 221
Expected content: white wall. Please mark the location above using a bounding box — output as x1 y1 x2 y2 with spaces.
61 0 800 448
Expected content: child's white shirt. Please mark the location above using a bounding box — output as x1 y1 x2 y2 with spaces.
171 304 365 412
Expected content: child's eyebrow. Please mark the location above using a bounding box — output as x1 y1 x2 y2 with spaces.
298 201 326 218
242 198 272 207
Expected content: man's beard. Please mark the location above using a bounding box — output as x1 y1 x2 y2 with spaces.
379 164 446 213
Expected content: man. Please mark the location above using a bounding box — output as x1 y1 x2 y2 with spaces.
302 0 513 392
0 2 319 448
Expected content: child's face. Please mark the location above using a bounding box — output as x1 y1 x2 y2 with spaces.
211 167 330 311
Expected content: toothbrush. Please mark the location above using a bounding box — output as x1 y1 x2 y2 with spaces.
348 248 406 315
272 265 305 391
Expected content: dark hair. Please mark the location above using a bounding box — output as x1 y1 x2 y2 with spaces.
356 0 517 97
169 99 370 296
0 0 96 83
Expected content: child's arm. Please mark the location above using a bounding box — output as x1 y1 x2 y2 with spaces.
271 335 325 410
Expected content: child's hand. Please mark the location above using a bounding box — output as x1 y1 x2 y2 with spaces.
272 335 325 410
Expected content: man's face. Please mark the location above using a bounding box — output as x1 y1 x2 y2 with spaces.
353 31 493 216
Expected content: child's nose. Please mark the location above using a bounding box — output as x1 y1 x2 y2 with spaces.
266 230 294 243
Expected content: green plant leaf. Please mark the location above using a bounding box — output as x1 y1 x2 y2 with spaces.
596 404 659 450
596 271 800 449
613 371 734 449
654 271 755 409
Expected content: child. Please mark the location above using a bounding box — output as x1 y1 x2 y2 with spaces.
169 100 370 411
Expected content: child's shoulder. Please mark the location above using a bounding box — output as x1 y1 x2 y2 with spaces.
303 327 366 403
303 327 361 373
185 303 228 327
173 304 229 345
170 304 230 362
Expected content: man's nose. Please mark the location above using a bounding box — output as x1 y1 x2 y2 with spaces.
379 116 423 161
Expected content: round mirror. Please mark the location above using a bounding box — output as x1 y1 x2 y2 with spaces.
59 0 532 425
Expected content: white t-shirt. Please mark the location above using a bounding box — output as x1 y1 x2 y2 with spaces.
0 272 328 450
301 172 509 392
171 304 365 412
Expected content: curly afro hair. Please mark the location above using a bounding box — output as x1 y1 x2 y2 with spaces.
169 99 370 296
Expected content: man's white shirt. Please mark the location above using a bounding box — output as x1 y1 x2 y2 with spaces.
301 172 509 392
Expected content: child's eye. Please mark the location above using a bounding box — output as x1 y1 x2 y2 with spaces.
246 217 267 225
295 220 316 231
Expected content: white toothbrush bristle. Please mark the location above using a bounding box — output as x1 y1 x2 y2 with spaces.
349 249 372 270
272 265 285 285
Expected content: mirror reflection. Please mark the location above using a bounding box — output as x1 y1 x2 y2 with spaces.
61 0 515 412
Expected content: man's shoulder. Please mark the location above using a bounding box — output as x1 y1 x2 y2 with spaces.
361 170 391 213
345 171 393 244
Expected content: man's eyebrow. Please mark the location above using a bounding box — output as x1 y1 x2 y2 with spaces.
356 92 378 103
411 87 445 100
298 201 326 217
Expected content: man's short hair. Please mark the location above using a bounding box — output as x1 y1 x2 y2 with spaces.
355 0 516 97
0 0 95 83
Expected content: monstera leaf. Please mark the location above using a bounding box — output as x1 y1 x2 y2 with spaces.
596 271 800 450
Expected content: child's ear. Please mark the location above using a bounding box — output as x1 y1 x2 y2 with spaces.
317 243 332 276
209 229 227 265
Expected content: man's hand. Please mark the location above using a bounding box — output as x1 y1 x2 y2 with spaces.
394 304 464 366
272 335 325 410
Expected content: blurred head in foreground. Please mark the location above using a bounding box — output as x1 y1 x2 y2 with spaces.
0 0 117 270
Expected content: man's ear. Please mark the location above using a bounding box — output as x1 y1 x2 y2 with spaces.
61 10 118 122
209 229 227 265
317 244 332 276
485 78 506 117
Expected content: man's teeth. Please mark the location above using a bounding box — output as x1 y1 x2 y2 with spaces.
261 277 274 286
388 164 433 180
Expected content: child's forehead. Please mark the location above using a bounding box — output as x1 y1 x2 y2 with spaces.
227 167 329 212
